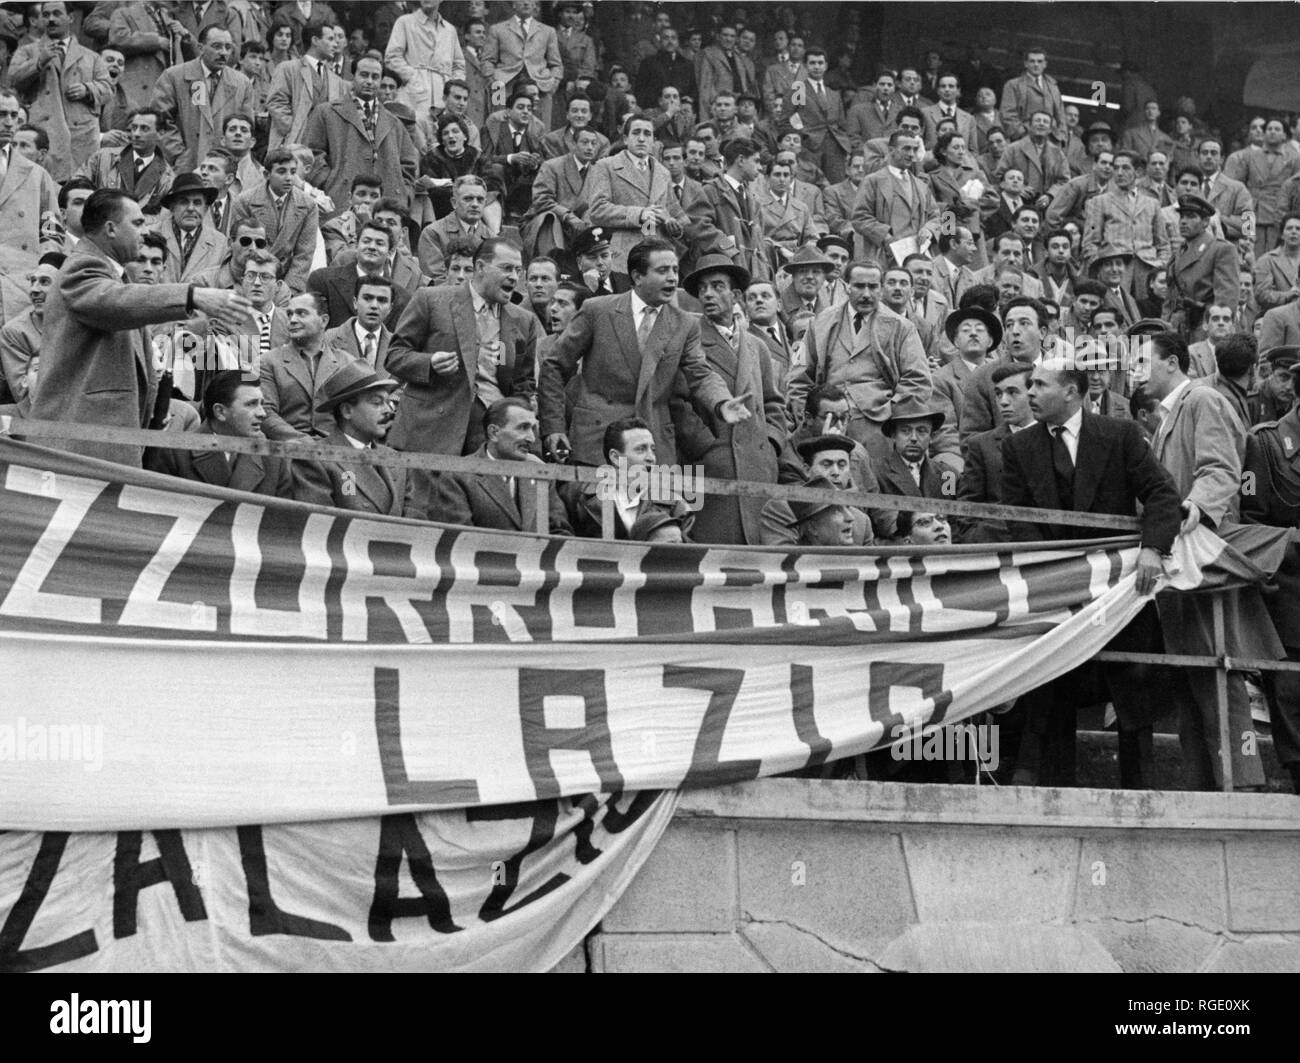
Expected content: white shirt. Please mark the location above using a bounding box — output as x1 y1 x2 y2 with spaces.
354 321 381 362
1052 406 1083 463
886 165 908 181
1159 379 1192 417
630 289 661 337
469 283 498 320
722 172 744 194
341 432 368 450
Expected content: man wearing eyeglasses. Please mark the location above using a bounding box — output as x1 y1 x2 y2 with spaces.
230 146 319 292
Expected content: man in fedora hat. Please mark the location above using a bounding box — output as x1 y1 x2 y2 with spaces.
1167 193 1241 337
676 253 786 545
1091 246 1142 330
765 431 878 546
788 260 931 466
872 397 950 500
294 361 412 516
778 243 835 330
146 369 294 497
789 475 856 546
157 171 228 283
933 304 1002 442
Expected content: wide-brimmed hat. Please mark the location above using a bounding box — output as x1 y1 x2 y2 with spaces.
789 476 844 525
882 397 945 435
161 171 218 209
943 305 1003 348
795 433 856 463
682 253 751 297
317 362 400 413
783 245 835 273
1089 244 1133 274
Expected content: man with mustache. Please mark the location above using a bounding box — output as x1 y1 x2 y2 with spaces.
294 361 413 516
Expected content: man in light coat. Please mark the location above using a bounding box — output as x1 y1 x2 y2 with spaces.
383 0 465 119
29 188 254 466
151 25 254 173
482 0 563 128
998 45 1067 143
266 21 346 150
108 1 189 112
0 89 62 276
851 130 941 267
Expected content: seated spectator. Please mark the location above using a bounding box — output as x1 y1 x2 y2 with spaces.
569 224 628 295
764 433 877 546
321 174 384 261
0 252 61 413
145 370 294 497
75 108 174 215
418 113 485 221
417 174 496 283
294 362 411 515
629 508 690 543
156 172 229 284
440 239 476 287
898 510 953 545
873 398 951 500
955 362 1035 542
259 291 359 440
789 476 856 546
427 397 572 534
323 274 396 373
308 219 412 328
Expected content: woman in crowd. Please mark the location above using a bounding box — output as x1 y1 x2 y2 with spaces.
418 113 484 221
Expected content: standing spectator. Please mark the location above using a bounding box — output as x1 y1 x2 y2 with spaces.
1225 117 1300 257
690 137 767 282
846 70 900 146
324 274 395 375
108 1 188 113
230 147 319 292
538 236 748 467
1209 331 1263 429
762 32 805 115
0 255 60 413
922 73 978 151
307 219 411 328
483 0 563 129
520 126 596 257
782 46 850 185
1164 194 1239 335
99 46 132 132
383 0 464 121
955 361 1033 542
787 261 930 463
1146 331 1281 791
152 25 253 173
29 188 253 466
586 113 685 274
1198 137 1254 244
996 110 1070 208
696 23 756 115
635 25 695 111
1121 100 1176 161
932 304 1000 441
266 19 345 150
931 227 978 309
1186 303 1236 378
998 44 1066 144
758 154 817 266
175 0 243 49
675 254 785 545
9 1 112 183
157 171 228 282
850 130 941 267
554 0 597 119
294 362 412 516
1253 212 1300 311
461 17 491 129
1081 150 1171 293
1046 148 1113 230
75 107 174 215
823 148 868 259
303 53 419 212
219 112 262 197
480 86 544 222
1138 149 1176 209
271 1 336 35
145 371 295 497
229 1 273 53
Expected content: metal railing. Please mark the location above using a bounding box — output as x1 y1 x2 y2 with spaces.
8 418 1292 794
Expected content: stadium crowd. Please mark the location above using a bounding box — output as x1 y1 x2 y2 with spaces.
2 1 1299 793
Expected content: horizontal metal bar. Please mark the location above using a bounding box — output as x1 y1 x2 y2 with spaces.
1096 651 1300 674
8 419 1142 533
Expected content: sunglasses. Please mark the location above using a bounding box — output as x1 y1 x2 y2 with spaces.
237 236 268 248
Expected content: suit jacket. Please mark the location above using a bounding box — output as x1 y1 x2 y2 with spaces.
850 166 941 264
1046 172 1109 229
1203 172 1254 241
783 77 851 154
1152 380 1246 527
230 184 320 292
325 318 393 374
998 73 1067 143
521 154 592 251
258 340 360 440
29 239 190 466
762 59 805 112
152 59 254 173
956 422 1013 542
749 320 795 396
293 426 412 516
1260 302 1300 351
146 422 295 497
688 176 770 281
9 36 112 182
305 96 419 214
175 0 243 48
271 0 337 31
1087 389 1133 420
1001 411 1181 548
587 151 687 273
1082 187 1171 269
696 44 757 112
428 445 571 533
873 448 947 501
996 136 1070 201
384 284 539 456
0 147 61 275
266 55 347 150
1223 147 1299 225
1188 340 1218 380
674 317 785 545
415 211 495 283
108 2 186 112
483 15 563 95
306 263 412 331
539 125 609 162
922 103 979 150
480 117 547 217
538 292 731 466
0 307 41 408
635 50 698 109
157 218 228 283
76 146 174 215
846 98 901 145
931 254 976 308
1165 233 1240 319
1252 247 1300 311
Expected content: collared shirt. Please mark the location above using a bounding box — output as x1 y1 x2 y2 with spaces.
630 290 659 338
485 447 517 501
354 321 381 364
1159 379 1192 417
397 8 462 80
341 432 369 450
886 165 908 181
470 283 504 404
906 459 923 486
133 152 156 170
1052 406 1084 463
722 172 744 194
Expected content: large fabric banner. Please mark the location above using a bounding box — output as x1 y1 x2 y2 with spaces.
0 438 1269 971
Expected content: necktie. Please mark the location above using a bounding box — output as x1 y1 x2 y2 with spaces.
364 101 376 138
637 306 658 348
673 183 682 202
512 129 522 150
768 325 783 346
727 50 742 90
813 81 824 103
1203 176 1213 197
1050 424 1074 503
258 314 272 362
135 154 147 178
853 311 864 335
209 72 220 104
182 229 198 268
363 332 376 366
0 145 8 184
211 198 223 231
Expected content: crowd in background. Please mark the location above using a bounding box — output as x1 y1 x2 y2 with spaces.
1 1 1299 793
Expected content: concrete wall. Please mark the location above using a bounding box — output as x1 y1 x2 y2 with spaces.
584 780 1300 972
